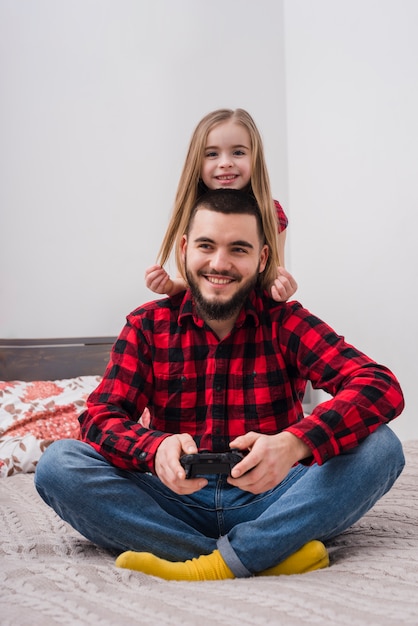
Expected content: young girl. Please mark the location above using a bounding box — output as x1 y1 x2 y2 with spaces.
145 108 297 302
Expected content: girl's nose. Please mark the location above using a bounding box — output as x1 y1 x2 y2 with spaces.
219 153 233 167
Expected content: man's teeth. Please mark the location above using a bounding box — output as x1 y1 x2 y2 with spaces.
207 277 231 284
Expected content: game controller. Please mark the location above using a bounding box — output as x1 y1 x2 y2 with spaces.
180 450 245 478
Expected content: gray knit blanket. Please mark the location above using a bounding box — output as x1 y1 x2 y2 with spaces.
2 440 418 626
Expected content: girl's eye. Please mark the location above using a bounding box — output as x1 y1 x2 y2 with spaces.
233 150 245 156
205 151 218 158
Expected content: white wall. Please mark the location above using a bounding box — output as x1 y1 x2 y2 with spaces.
0 0 287 336
1 1 416 442
284 0 418 441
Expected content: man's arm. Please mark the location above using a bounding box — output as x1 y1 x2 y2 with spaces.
278 302 404 465
79 318 170 473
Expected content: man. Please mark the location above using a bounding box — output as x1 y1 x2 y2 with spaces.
35 189 405 581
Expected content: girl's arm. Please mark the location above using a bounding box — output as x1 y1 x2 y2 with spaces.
278 229 286 268
270 230 298 302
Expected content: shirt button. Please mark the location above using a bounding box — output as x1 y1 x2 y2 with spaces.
139 452 147 459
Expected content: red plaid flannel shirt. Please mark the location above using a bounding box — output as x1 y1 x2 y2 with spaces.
274 199 288 232
79 290 404 473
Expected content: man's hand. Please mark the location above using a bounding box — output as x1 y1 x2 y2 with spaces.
154 434 208 494
227 431 311 494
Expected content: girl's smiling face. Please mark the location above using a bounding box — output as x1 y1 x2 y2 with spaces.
200 120 252 190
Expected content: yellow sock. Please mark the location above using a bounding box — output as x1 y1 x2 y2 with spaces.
257 540 329 576
115 540 329 581
115 548 235 581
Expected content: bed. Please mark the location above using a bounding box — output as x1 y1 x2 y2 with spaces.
1 338 418 626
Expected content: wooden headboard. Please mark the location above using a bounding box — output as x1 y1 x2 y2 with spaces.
0 337 117 381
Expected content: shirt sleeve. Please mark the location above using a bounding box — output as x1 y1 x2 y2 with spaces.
279 302 404 465
274 199 288 231
78 318 171 473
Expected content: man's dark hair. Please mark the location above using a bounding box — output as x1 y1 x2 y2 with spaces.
187 188 265 243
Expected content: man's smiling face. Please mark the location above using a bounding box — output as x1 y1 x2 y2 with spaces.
181 208 268 323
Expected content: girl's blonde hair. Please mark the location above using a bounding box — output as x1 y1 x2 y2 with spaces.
157 108 280 290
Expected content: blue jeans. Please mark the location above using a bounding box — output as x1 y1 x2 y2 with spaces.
35 425 404 577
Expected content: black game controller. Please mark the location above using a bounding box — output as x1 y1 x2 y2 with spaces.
180 450 245 478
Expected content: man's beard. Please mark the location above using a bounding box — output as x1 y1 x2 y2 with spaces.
185 263 259 321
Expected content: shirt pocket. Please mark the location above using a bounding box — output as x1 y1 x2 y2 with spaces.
152 359 209 412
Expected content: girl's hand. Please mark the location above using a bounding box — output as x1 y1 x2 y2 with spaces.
145 264 174 295
270 267 298 302
145 266 187 297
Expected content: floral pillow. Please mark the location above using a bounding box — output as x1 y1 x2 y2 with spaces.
0 376 101 477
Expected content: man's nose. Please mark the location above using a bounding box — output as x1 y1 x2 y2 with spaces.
210 249 231 271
